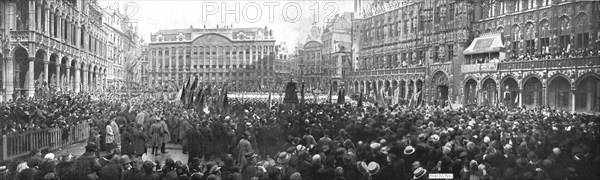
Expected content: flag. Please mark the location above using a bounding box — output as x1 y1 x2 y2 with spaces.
176 86 184 101
357 89 363 107
221 83 228 114
187 77 198 106
194 85 204 108
180 78 190 102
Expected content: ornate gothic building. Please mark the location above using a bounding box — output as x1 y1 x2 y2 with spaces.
348 0 600 113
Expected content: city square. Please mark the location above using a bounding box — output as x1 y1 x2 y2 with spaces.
0 0 599 180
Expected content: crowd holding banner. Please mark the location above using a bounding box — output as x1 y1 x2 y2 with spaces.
0 78 599 180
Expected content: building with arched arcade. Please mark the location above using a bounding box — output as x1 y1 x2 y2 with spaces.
346 0 472 105
347 0 600 113
462 0 600 113
1 0 114 102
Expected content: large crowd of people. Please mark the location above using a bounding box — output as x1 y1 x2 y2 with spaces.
1 89 599 180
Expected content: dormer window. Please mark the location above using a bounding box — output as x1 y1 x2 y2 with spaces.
177 33 185 41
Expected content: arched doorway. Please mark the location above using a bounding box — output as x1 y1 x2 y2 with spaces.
60 57 68 90
70 60 77 91
93 66 98 90
80 62 85 91
575 74 599 113
354 81 359 95
416 79 423 106
399 80 405 100
408 80 414 102
501 77 519 109
464 78 477 106
481 78 497 107
13 47 30 98
34 50 45 84
547 76 571 111
523 77 543 108
431 71 450 107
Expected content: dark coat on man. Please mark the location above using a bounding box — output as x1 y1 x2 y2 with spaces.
131 128 148 155
121 129 134 155
200 125 214 154
98 161 123 180
67 152 102 180
187 128 203 160
123 169 144 180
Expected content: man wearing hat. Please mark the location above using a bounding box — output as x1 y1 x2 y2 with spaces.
55 151 74 179
67 142 102 180
241 152 262 180
238 131 253 169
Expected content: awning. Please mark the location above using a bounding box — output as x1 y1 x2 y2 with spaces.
463 33 505 55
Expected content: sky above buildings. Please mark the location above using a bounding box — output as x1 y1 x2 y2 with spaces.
98 0 354 52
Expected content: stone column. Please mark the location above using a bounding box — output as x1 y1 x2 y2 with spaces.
571 87 576 113
27 58 35 97
404 81 409 100
243 46 247 68
5 55 14 101
65 66 70 91
55 56 61 91
183 47 187 71
43 55 49 84
543 86 548 108
518 87 523 108
81 67 86 92
75 65 80 92
175 47 179 82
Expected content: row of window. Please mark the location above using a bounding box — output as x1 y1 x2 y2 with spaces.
152 65 274 69
150 73 273 77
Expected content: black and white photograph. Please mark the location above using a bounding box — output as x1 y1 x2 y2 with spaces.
0 0 599 179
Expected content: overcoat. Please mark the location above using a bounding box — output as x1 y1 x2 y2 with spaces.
131 128 148 155
187 128 203 160
150 122 164 146
160 120 171 143
178 120 192 140
121 129 134 155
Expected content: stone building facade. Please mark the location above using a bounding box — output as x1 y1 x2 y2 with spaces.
1 0 114 101
463 0 600 113
147 26 285 91
103 7 142 90
298 13 353 93
347 0 472 105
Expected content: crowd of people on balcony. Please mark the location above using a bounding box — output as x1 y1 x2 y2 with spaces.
504 47 600 63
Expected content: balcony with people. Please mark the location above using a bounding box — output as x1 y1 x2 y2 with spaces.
462 33 505 73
